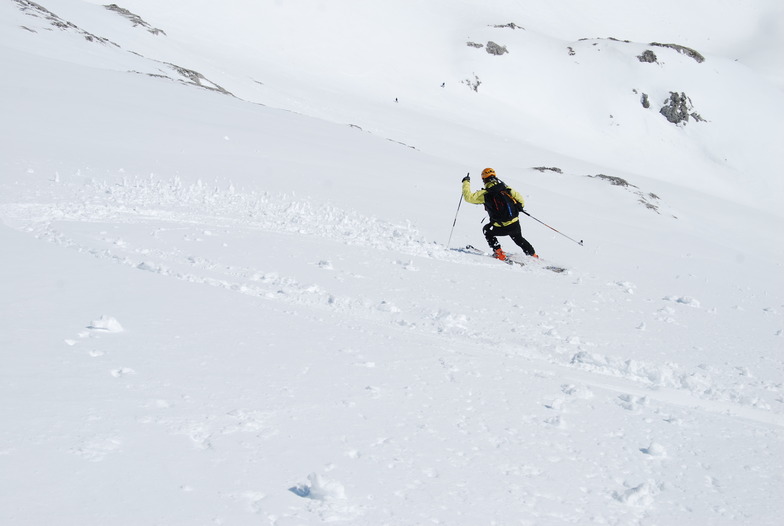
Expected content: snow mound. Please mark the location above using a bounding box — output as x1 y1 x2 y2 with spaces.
290 472 346 500
87 315 124 333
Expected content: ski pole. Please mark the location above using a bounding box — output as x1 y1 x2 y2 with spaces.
446 173 468 248
521 210 584 246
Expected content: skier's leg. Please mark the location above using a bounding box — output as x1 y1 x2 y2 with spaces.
515 236 536 256
483 223 501 251
509 222 536 256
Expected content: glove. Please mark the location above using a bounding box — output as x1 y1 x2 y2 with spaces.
517 203 525 212
462 174 470 182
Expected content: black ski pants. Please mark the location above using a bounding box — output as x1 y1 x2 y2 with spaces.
483 220 536 256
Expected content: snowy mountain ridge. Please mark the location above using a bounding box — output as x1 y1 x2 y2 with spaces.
9 0 784 211
1 1 783 525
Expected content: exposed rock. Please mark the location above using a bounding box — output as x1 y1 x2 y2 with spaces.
104 4 166 35
13 0 118 46
641 93 650 108
650 42 705 63
660 91 705 125
587 175 664 214
485 41 508 55
15 0 235 99
386 138 418 150
466 41 483 49
462 73 481 92
133 62 233 96
590 174 635 187
578 36 630 43
533 167 563 174
164 63 231 95
637 50 658 63
492 22 523 30
639 193 661 212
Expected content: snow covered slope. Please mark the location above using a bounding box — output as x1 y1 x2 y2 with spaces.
1 1 782 524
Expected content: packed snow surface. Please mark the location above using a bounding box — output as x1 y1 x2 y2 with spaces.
1 1 783 524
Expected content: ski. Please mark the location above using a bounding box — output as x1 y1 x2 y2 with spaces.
455 245 567 273
453 245 525 268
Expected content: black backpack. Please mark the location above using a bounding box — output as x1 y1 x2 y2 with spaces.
483 182 520 223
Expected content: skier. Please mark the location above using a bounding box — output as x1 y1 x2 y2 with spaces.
462 168 537 260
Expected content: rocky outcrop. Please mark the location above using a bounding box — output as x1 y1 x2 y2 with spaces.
637 50 658 63
485 41 508 55
13 0 232 96
462 73 481 92
14 0 118 45
163 63 231 94
105 4 166 35
590 174 632 187
587 175 664 213
660 92 705 125
492 23 523 30
533 167 563 174
650 42 705 63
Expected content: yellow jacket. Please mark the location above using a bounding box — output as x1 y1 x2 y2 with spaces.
462 179 526 227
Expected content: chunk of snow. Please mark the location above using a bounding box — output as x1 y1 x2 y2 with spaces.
87 315 124 333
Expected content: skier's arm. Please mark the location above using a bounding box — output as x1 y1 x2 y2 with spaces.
462 180 486 204
509 187 525 208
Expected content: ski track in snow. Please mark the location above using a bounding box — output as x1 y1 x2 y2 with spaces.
2 176 781 433
3 0 783 522
1 177 781 525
